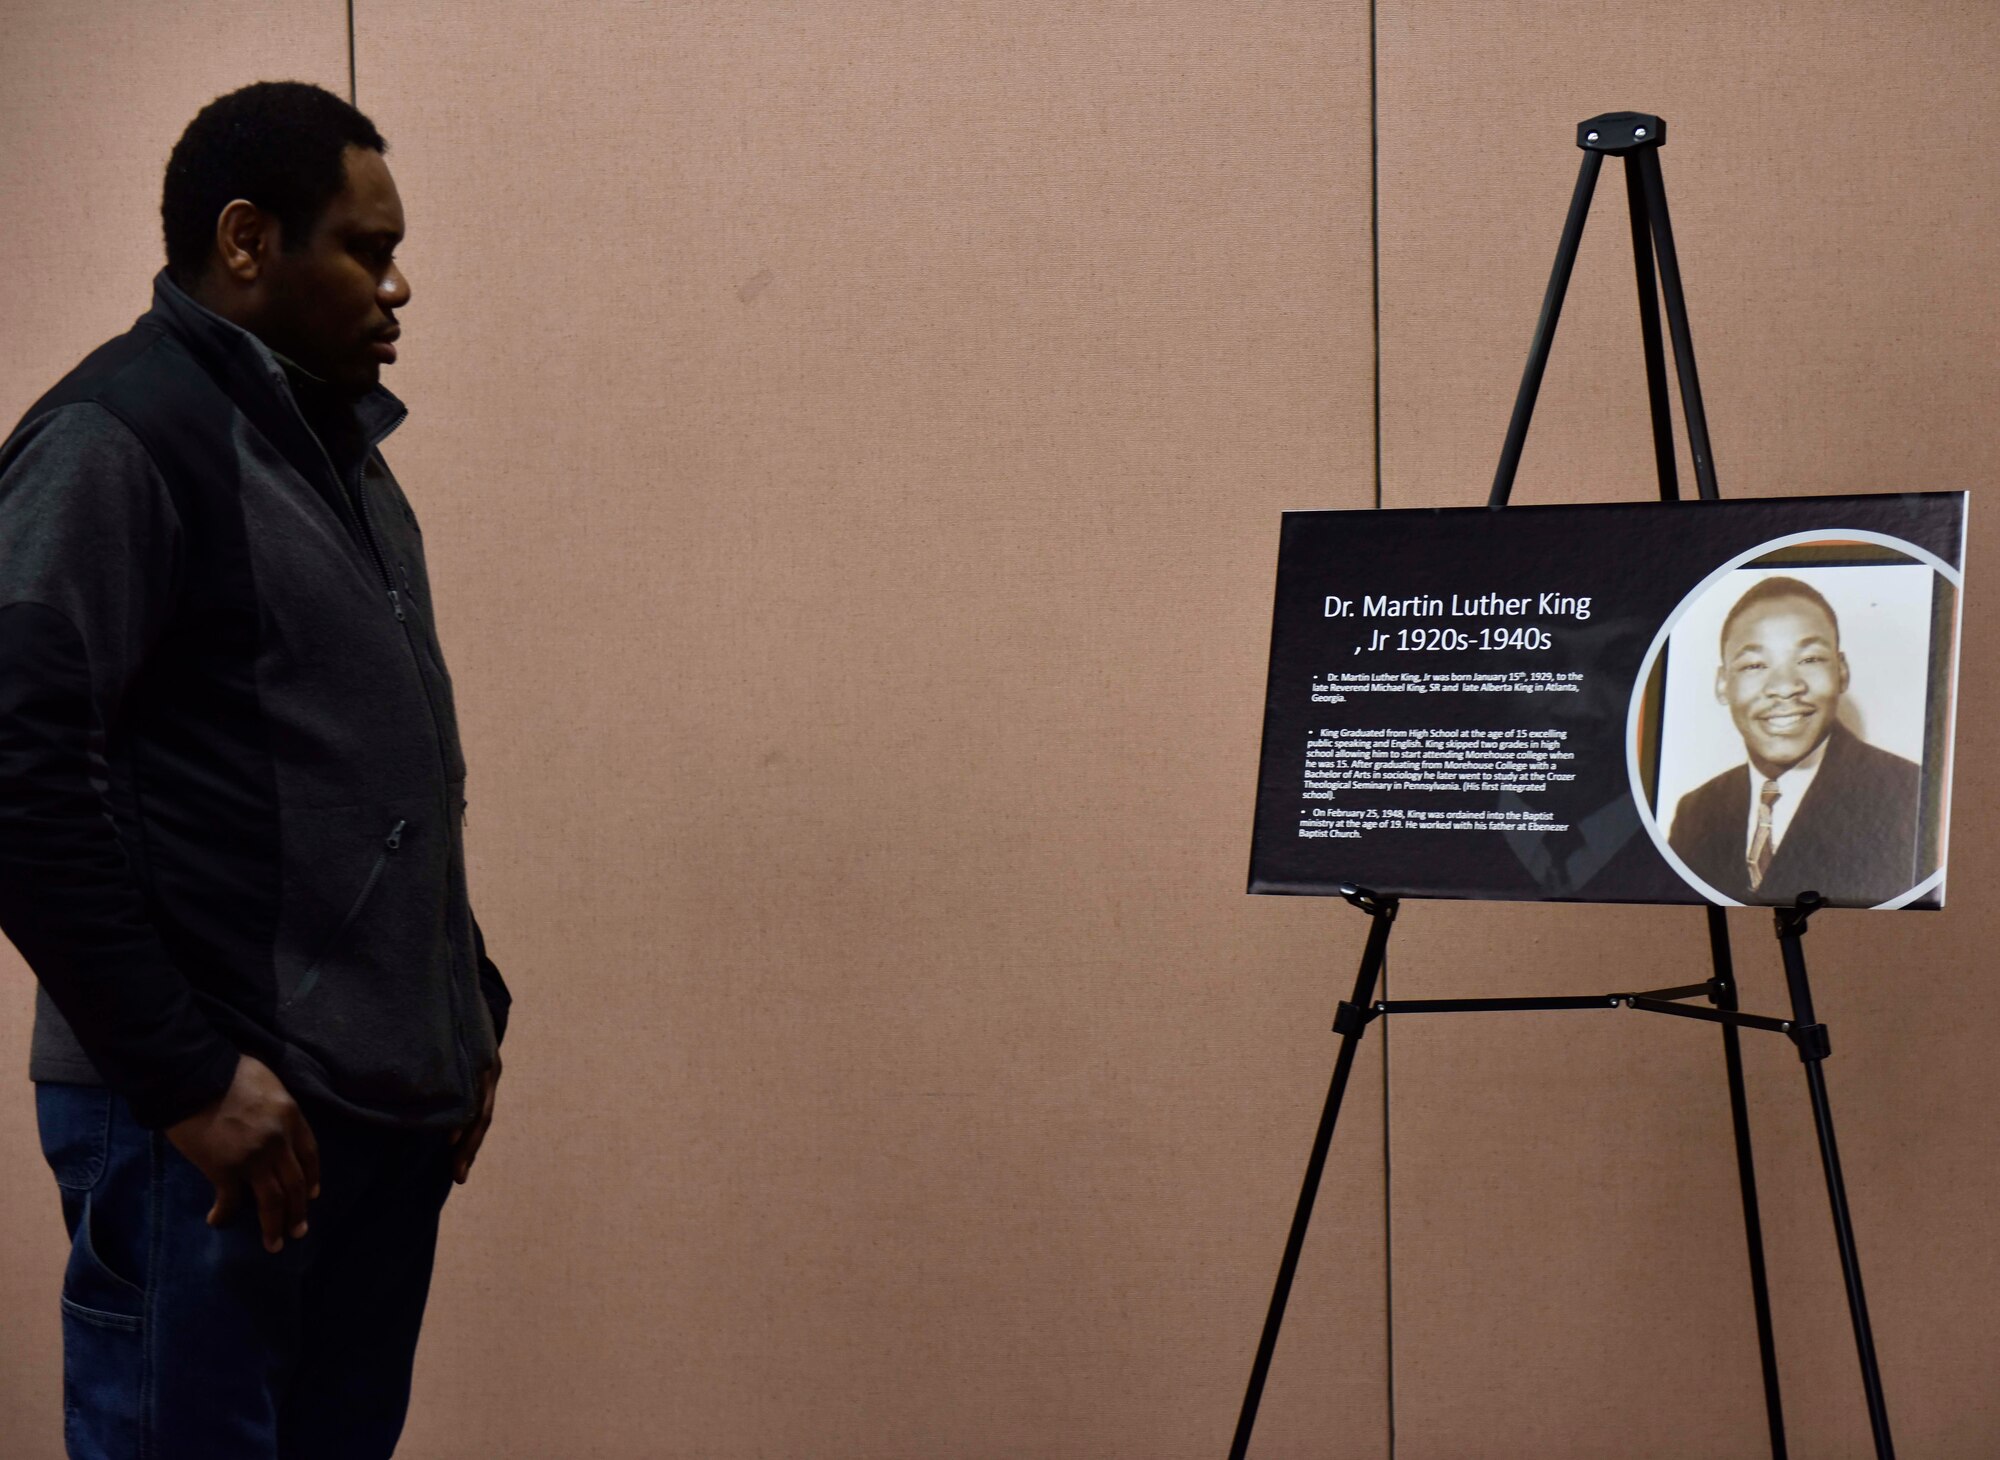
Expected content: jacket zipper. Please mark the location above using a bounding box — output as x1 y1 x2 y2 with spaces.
287 819 404 1006
344 442 478 1104
291 402 477 1103
286 389 407 623
345 455 406 622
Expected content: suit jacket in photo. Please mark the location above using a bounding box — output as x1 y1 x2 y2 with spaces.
1667 722 1928 907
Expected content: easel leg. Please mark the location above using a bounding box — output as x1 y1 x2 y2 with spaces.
1634 146 1721 501
1488 149 1603 507
1622 156 1680 502
1775 899 1896 1460
1707 907 1788 1457
1228 891 1397 1460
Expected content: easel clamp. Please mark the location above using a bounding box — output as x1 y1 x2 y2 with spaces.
1578 111 1665 153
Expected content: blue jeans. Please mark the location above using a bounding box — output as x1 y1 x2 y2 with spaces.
35 1081 457 1459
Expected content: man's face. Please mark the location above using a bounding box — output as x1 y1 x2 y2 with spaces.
1715 594 1848 775
246 145 409 396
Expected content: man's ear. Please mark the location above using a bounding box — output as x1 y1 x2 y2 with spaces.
213 199 278 285
1714 666 1729 706
1837 651 1851 695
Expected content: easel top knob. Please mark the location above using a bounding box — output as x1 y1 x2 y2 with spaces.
1577 111 1666 153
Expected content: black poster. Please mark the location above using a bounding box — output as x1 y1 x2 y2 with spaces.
1249 494 1966 910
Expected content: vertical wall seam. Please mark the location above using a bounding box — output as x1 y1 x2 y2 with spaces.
346 0 357 105
1368 8 1397 1456
1370 0 1383 515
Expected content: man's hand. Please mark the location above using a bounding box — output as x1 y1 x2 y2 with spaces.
450 1052 500 1184
165 1053 320 1254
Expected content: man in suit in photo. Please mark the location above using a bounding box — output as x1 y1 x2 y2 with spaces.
1668 575 1929 906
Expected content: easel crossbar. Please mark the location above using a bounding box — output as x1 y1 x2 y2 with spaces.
1371 987 1797 1039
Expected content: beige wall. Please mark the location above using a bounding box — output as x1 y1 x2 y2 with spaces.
1 2 1995 1457
355 4 1380 1457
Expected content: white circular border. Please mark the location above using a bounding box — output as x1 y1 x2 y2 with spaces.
1624 528 1963 911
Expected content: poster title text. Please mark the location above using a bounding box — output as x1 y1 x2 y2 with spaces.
1324 592 1593 620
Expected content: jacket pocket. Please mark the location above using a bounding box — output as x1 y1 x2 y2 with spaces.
274 794 463 1108
284 817 406 1007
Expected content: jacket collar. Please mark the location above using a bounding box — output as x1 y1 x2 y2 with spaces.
143 269 408 473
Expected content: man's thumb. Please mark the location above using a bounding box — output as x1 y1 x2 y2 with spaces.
208 1184 237 1228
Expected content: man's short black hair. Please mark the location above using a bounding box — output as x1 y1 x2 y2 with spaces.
1719 575 1841 657
161 81 386 286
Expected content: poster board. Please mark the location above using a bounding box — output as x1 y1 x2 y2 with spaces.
1248 493 1966 909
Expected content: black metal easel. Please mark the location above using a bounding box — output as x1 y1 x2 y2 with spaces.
1228 113 1895 1460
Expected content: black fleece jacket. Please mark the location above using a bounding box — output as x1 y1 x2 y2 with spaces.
0 272 508 1130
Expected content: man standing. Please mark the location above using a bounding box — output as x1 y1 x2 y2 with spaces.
0 82 508 1457
1668 575 1928 906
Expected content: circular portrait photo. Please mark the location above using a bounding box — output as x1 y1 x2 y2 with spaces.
1628 533 1960 910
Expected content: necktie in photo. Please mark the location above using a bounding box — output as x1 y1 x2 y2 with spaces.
1746 778 1780 891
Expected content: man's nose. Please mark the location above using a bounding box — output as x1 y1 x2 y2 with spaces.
382 261 411 309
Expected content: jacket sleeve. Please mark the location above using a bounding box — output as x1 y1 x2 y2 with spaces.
471 910 511 1049
0 404 240 1128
